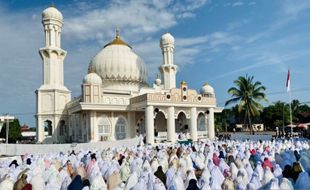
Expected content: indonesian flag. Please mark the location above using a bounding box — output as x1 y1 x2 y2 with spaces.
286 69 290 92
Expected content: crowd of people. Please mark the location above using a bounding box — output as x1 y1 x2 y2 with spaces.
0 138 309 190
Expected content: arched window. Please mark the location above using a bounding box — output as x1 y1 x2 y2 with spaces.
44 120 52 136
59 120 65 136
198 115 206 131
98 116 111 140
115 117 127 140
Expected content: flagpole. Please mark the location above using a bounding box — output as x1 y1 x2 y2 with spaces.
289 91 293 137
286 68 293 137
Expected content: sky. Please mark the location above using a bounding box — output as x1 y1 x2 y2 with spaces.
0 0 310 127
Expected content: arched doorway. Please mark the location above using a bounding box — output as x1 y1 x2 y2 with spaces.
197 113 207 138
44 120 52 136
155 112 166 133
137 117 145 136
176 112 188 133
197 113 206 131
98 116 111 141
115 117 127 140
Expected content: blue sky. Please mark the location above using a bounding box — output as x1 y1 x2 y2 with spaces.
1 0 310 127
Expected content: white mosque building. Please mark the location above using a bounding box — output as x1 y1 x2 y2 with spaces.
36 6 221 144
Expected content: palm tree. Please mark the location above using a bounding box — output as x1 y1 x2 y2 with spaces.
225 75 267 135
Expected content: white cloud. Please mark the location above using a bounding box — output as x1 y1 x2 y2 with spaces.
63 0 208 43
282 0 310 17
232 1 244 7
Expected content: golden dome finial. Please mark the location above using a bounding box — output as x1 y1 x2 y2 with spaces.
181 80 187 85
104 28 132 48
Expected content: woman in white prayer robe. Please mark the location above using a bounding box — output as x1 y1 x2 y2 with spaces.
131 176 147 190
210 166 225 187
219 158 230 173
279 177 294 190
264 178 280 190
120 159 131 182
245 163 253 179
30 166 46 190
198 167 210 188
254 162 264 181
165 162 177 189
273 164 282 178
0 175 14 190
125 171 138 190
90 175 108 190
172 170 186 190
221 177 234 190
262 167 274 185
45 173 62 190
150 158 160 173
249 171 262 189
230 162 238 180
209 176 222 190
294 171 310 190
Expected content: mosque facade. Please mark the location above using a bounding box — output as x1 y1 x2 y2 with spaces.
36 6 221 144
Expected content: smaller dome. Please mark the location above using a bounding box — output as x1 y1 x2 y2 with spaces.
155 78 161 86
200 83 215 96
83 73 102 85
160 33 175 46
42 6 63 21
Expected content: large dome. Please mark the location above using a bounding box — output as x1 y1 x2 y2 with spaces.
89 30 148 91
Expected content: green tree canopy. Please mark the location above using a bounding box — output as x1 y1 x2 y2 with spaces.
0 119 22 143
225 75 267 134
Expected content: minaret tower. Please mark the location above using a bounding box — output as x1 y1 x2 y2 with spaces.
35 6 71 143
160 33 177 89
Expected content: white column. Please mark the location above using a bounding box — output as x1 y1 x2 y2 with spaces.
90 111 97 142
190 107 198 141
37 118 44 142
110 112 116 141
145 105 154 144
167 106 175 142
208 108 215 140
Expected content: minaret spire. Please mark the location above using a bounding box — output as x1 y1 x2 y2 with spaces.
116 27 120 39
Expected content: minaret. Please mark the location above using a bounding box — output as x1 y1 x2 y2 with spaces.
35 6 71 143
159 33 177 89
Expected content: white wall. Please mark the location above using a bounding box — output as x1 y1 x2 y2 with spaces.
0 138 139 156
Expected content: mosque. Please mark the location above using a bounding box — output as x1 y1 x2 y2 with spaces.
35 6 221 144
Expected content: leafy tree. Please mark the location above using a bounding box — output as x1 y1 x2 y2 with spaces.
261 101 290 131
225 75 267 134
299 103 310 113
0 119 22 143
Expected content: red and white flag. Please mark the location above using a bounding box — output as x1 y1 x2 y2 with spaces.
286 69 290 92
